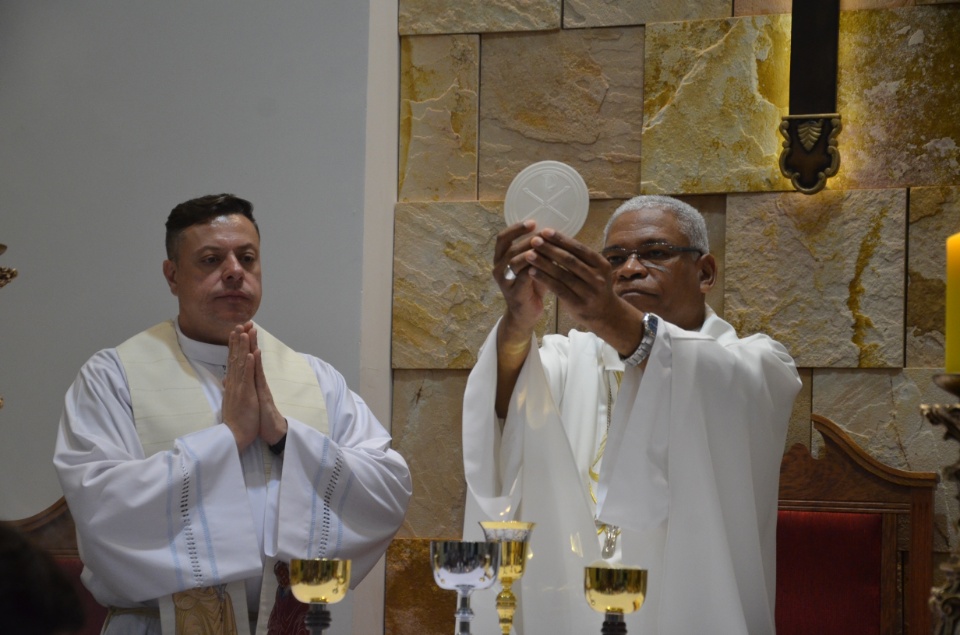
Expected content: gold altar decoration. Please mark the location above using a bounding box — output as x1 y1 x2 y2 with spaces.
480 521 535 635
289 558 351 635
584 565 647 635
922 374 960 633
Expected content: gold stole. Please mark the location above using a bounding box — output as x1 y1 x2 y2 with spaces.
117 320 328 456
116 320 329 635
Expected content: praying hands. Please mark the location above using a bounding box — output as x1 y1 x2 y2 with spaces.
222 321 287 451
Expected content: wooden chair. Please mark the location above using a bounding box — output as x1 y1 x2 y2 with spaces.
2 497 108 635
776 414 938 635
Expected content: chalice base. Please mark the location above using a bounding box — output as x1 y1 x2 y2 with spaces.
601 612 628 635
303 603 332 635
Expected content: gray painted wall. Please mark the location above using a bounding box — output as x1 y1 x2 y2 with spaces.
0 1 372 519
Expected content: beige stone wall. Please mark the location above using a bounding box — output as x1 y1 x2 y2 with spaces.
392 0 960 587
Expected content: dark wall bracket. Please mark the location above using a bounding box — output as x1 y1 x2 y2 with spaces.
779 0 841 194
779 114 841 195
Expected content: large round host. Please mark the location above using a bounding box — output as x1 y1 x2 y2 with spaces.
504 160 589 237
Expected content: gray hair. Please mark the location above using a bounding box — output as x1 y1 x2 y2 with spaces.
603 195 709 254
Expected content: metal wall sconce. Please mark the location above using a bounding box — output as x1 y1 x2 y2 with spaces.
779 0 842 194
0 244 17 289
0 243 16 410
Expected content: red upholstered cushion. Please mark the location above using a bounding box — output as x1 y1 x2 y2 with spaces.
54 556 108 635
775 510 882 635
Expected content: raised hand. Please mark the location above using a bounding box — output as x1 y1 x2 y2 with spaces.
524 229 620 327
493 220 546 417
526 229 644 357
494 220 547 336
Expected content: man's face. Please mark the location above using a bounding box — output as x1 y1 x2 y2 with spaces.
162 214 262 345
604 207 716 330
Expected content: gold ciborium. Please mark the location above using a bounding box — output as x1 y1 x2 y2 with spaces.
480 521 535 635
430 540 500 635
584 565 647 634
289 558 351 635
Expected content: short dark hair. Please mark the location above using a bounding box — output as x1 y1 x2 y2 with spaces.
0 524 85 635
165 193 259 260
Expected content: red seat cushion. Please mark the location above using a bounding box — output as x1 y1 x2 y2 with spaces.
775 510 882 635
54 557 108 635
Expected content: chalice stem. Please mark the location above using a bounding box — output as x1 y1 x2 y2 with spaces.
496 584 517 635
454 590 475 635
303 602 332 635
601 612 627 635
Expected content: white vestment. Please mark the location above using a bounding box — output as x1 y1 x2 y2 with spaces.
54 321 412 635
463 308 800 635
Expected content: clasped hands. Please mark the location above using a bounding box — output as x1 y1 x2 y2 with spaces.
222 321 287 452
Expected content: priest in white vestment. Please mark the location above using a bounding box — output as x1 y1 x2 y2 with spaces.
463 195 800 635
54 194 412 635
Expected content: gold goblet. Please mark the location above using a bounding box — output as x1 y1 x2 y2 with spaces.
584 565 647 634
430 540 500 635
289 558 352 635
479 521 535 635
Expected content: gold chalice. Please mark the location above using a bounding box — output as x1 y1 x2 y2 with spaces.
584 565 647 634
430 540 500 635
289 558 351 635
480 521 535 635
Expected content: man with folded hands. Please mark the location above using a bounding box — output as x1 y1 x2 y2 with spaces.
55 193 412 635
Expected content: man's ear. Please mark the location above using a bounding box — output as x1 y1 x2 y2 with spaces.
162 260 178 296
698 253 718 293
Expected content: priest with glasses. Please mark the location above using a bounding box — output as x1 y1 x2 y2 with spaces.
462 194 800 635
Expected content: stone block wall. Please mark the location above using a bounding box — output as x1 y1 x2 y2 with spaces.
391 0 960 596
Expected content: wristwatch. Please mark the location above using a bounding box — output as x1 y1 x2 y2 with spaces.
268 433 287 456
621 313 659 367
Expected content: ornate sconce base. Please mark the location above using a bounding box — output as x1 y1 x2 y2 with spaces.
922 374 960 633
779 114 841 195
0 266 16 288
930 556 960 635
0 244 13 408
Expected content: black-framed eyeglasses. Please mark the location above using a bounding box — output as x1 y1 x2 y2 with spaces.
601 242 703 269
